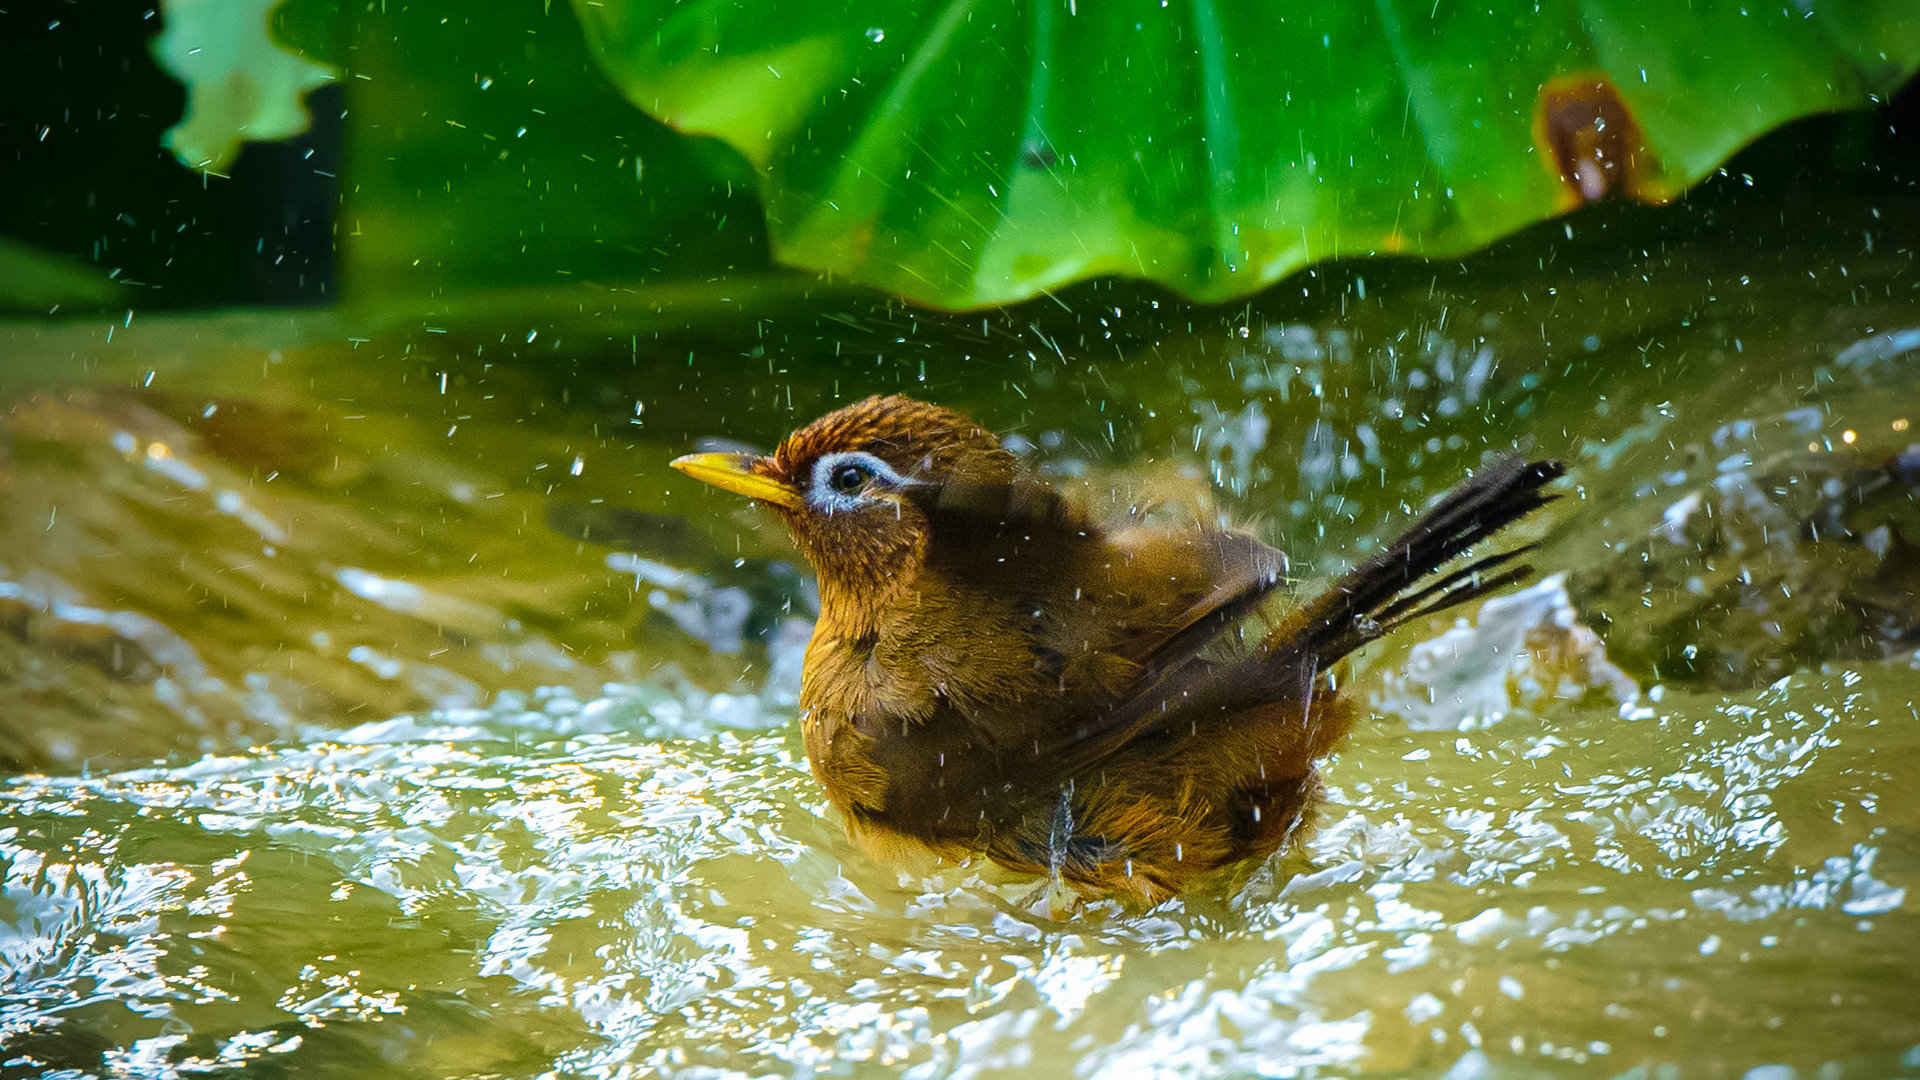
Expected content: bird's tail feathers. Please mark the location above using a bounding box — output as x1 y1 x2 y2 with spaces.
1264 456 1566 669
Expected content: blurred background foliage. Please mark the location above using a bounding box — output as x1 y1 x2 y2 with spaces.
1 0 1917 317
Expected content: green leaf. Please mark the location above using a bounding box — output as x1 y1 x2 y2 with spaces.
575 0 1920 309
0 239 125 312
266 0 773 316
150 0 336 172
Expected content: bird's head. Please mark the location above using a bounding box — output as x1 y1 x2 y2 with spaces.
671 395 1013 601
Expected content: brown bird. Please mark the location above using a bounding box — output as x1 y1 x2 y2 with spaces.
672 395 1562 905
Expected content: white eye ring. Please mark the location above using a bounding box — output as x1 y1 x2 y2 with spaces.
808 451 905 511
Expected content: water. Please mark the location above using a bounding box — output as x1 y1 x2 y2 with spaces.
2 189 1918 1075
5 670 1917 1076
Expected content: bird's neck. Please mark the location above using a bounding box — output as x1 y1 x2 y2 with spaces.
814 570 907 643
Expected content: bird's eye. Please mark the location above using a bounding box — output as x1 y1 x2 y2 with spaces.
828 461 872 494
809 451 899 507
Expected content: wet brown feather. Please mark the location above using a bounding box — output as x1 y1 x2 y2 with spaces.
731 395 1563 904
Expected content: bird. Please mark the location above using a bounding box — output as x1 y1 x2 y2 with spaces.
672 394 1563 906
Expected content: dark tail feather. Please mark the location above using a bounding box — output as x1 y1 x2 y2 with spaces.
1265 456 1565 667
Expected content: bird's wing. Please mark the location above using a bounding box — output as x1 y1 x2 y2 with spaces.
1021 456 1565 784
895 458 1560 791
909 472 1287 665
878 473 1290 784
1103 527 1288 675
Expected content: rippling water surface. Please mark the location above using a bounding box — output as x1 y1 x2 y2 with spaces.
2 188 1918 1076
5 667 1918 1077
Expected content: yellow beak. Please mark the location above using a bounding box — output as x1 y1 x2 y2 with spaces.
670 452 802 510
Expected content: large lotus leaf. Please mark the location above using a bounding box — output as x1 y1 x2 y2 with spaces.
575 0 1920 309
